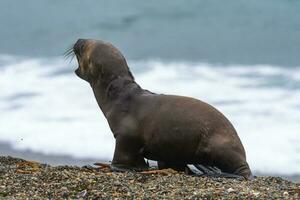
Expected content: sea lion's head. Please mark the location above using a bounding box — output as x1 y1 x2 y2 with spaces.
73 39 133 85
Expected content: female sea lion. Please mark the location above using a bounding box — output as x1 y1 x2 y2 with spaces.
72 38 253 179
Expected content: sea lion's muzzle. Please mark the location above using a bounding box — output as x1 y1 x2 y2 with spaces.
73 39 89 80
73 39 87 57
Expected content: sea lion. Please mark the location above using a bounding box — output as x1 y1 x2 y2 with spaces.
72 38 253 179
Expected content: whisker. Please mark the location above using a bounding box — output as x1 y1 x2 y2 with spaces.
64 48 74 58
65 51 74 59
63 44 76 64
63 44 75 56
68 54 75 64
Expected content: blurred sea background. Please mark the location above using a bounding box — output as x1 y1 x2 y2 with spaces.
1 0 300 182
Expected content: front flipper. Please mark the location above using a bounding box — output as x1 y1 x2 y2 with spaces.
111 134 149 172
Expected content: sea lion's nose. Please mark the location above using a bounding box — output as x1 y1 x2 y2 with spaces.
76 38 86 44
74 39 86 54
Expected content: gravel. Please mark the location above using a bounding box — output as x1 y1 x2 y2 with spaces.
0 156 299 199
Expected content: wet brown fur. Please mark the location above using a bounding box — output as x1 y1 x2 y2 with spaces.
73 39 252 179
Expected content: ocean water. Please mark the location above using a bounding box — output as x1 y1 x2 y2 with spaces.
1 56 300 175
1 0 300 66
1 0 300 176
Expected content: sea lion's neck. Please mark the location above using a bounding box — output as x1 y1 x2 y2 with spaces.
91 75 142 116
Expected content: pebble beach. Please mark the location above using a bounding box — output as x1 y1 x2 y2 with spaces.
0 156 299 199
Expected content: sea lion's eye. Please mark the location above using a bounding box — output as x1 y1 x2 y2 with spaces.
73 39 86 57
80 44 85 55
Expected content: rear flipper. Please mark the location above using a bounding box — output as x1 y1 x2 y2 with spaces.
187 164 248 180
157 161 247 180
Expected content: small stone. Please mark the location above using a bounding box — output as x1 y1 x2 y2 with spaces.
227 188 235 193
114 181 121 186
129 180 134 184
252 191 260 197
77 189 87 198
60 187 69 198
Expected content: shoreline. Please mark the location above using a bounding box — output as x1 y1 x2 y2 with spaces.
0 142 104 167
1 141 299 183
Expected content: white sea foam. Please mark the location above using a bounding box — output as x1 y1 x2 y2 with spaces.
1 56 300 174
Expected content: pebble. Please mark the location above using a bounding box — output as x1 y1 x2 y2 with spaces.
60 186 69 198
227 188 235 193
76 189 87 198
